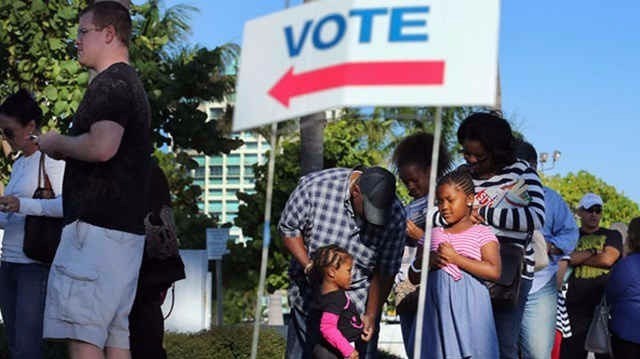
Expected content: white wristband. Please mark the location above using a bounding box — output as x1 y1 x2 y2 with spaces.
410 260 422 273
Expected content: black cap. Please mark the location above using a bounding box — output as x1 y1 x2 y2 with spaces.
359 167 396 226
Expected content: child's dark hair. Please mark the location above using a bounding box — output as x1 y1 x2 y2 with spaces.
392 132 452 176
309 244 352 283
0 89 43 128
436 168 475 197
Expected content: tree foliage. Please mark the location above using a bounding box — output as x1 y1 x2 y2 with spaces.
543 170 640 227
0 0 242 247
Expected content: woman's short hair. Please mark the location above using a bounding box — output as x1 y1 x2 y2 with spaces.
628 217 640 253
457 112 517 171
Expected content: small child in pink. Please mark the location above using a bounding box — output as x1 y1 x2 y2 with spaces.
310 245 362 359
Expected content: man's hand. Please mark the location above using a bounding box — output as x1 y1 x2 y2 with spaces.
35 131 65 160
406 220 425 242
0 195 19 213
348 350 359 359
360 313 376 342
437 242 459 266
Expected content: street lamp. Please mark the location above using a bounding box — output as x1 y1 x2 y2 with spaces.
539 150 561 172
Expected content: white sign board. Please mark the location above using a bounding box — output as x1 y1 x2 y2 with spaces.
206 228 230 260
233 0 500 131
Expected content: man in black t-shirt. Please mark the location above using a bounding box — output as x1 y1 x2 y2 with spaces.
561 193 622 359
37 2 151 358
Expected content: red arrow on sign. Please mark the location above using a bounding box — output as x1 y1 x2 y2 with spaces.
268 60 445 107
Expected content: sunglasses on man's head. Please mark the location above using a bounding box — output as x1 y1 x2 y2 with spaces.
584 206 602 214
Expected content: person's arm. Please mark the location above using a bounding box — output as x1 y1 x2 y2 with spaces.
478 167 546 235
278 178 313 269
544 189 579 254
569 249 597 266
15 157 65 217
37 121 124 162
319 311 357 358
438 241 501 281
361 270 394 342
582 246 621 269
362 200 405 340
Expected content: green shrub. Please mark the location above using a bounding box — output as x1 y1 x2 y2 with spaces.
164 325 285 359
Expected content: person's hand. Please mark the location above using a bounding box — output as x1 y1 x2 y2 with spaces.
430 251 448 269
360 313 376 342
470 205 485 224
348 350 359 359
406 220 425 241
33 131 65 160
0 195 20 213
437 242 459 266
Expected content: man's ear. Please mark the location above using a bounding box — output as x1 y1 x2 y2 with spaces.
350 184 361 200
104 24 117 44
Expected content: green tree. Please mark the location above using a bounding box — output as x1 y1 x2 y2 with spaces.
543 170 640 227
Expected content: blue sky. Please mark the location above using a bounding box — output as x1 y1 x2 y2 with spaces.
163 0 639 205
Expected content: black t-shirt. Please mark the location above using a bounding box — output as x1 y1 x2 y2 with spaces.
63 62 151 234
566 228 623 317
314 290 363 342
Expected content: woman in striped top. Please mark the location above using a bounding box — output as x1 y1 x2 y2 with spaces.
409 169 501 359
437 112 546 359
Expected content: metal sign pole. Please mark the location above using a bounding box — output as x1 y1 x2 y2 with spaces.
216 259 223 326
413 107 443 359
250 121 279 359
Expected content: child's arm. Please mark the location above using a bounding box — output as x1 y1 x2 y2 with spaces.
438 241 501 281
319 311 356 358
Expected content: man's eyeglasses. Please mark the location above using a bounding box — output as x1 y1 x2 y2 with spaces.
77 26 104 38
585 206 602 214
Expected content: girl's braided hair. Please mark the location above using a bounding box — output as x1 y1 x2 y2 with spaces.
436 167 475 197
309 244 352 283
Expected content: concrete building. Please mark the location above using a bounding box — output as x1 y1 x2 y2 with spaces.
191 103 270 243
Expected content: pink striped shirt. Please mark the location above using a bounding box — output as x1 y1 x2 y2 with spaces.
430 224 498 280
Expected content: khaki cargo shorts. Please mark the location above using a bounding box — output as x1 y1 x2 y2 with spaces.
43 221 144 349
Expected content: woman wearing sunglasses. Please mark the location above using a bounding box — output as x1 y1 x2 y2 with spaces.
0 89 65 359
560 193 622 358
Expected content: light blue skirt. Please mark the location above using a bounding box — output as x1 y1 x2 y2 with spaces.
408 270 499 359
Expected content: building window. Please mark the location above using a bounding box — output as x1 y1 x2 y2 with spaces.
245 154 259 165
227 165 241 177
194 167 205 179
227 178 241 185
226 201 240 212
209 201 223 212
244 166 255 177
227 154 241 165
209 107 224 120
244 142 258 150
209 189 223 197
210 166 223 177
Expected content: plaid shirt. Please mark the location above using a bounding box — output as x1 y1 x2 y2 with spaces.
278 168 406 314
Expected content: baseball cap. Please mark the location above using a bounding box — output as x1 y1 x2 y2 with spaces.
358 167 396 226
578 193 603 210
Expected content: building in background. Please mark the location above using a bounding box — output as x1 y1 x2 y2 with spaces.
191 102 270 244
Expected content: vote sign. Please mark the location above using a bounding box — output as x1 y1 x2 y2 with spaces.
233 0 500 131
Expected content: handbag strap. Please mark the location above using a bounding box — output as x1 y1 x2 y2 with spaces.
37 153 54 192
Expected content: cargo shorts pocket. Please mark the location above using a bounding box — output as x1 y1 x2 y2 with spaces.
49 263 99 325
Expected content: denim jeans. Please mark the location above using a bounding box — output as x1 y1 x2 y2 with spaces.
0 261 49 359
286 305 380 358
493 278 533 359
520 275 557 359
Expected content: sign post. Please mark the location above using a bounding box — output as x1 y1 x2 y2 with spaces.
206 228 230 327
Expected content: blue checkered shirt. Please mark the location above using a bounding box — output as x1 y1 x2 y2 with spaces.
278 168 406 314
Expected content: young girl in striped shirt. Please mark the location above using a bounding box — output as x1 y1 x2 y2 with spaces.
409 169 502 359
